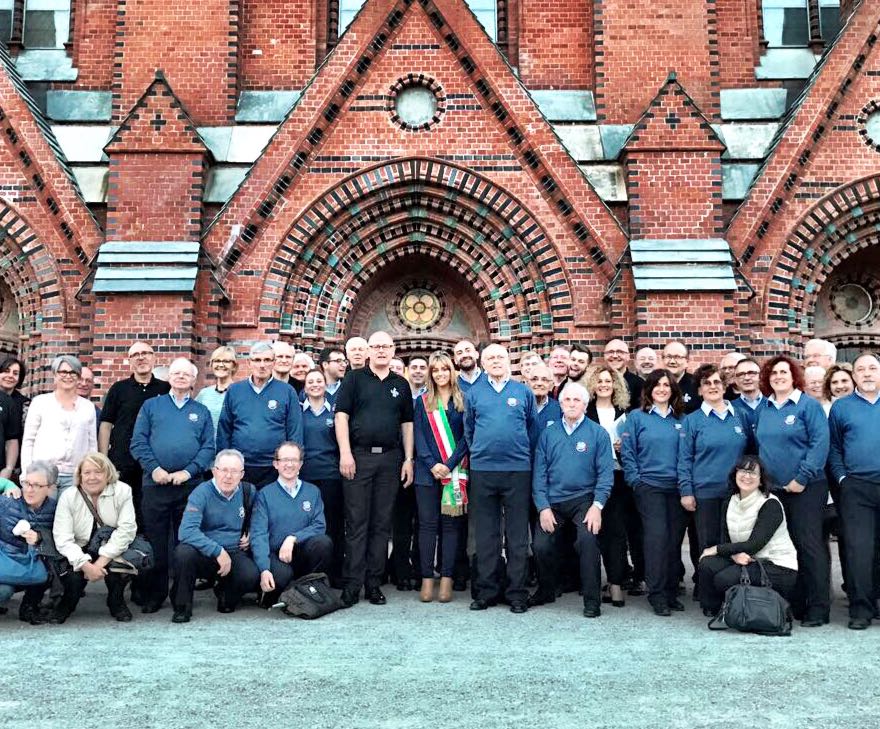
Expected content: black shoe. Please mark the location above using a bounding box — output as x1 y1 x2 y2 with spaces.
509 602 528 614
848 617 871 630
0 606 7 615
171 608 191 624
141 602 163 614
110 602 133 622
583 603 601 618
396 579 413 592
366 587 386 605
652 604 672 617
47 608 69 624
129 587 145 607
527 591 555 608
627 581 647 597
800 615 827 628
669 599 685 612
469 598 497 611
194 577 215 591
340 589 360 608
601 584 611 604
19 603 46 625
702 607 717 618
216 595 235 614
452 577 467 592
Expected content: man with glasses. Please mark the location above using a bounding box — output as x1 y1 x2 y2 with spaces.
634 347 658 379
99 341 170 522
661 341 700 414
335 331 414 607
252 442 333 605
318 347 347 405
131 358 215 613
548 346 571 399
217 342 303 489
603 340 642 409
529 363 562 446
731 357 763 428
172 449 259 623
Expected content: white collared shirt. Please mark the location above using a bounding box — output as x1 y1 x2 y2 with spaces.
170 392 191 409
487 375 510 394
248 377 271 395
279 477 302 500
325 380 342 396
855 389 880 405
459 368 483 385
739 392 763 410
700 400 736 420
768 389 802 410
212 480 240 501
562 415 585 435
649 404 671 418
536 397 549 413
302 399 332 417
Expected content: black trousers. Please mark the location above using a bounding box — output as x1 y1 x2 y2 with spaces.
452 513 470 582
778 482 830 619
694 496 725 553
599 472 629 585
389 481 420 583
697 556 798 613
312 478 345 584
172 544 260 611
636 487 687 608
244 465 278 490
342 449 401 592
117 464 145 526
533 495 602 606
840 476 880 619
140 482 195 606
59 570 131 618
263 535 334 601
622 485 645 582
415 480 461 578
471 470 531 604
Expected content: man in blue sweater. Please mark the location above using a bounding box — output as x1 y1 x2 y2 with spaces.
252 442 333 604
131 357 216 613
829 353 880 630
464 343 537 613
171 449 259 623
531 383 613 617
216 342 304 488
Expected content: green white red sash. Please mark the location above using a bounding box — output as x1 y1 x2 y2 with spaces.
423 394 468 516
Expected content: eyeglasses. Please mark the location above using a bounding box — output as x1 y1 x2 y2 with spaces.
130 351 153 359
736 469 760 478
370 344 393 350
736 370 760 377
251 357 275 364
663 355 685 361
212 359 234 365
328 358 347 365
214 467 244 476
274 458 301 465
702 379 724 387
21 480 49 489
56 370 80 378
604 350 628 357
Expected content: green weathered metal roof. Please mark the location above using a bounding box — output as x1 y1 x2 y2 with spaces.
555 125 603 161
14 49 78 81
713 123 779 160
235 90 302 123
529 90 596 122
94 243 200 292
598 125 634 160
630 239 736 291
199 126 276 162
722 163 761 200
579 164 627 202
719 88 788 121
756 48 819 80
46 90 112 122
204 166 249 203
92 267 199 293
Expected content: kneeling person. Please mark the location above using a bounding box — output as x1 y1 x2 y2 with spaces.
531 383 613 617
172 449 259 622
252 442 333 604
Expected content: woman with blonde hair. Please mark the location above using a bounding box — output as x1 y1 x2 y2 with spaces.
413 351 469 603
196 345 238 443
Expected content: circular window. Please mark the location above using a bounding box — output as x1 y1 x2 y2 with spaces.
399 288 441 330
829 279 879 327
857 101 880 151
387 76 446 131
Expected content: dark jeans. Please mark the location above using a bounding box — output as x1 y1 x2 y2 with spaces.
342 449 401 592
312 478 345 584
694 497 725 553
697 556 797 613
533 495 602 606
599 472 629 585
636 487 687 608
244 465 278 490
59 570 131 618
172 544 260 611
263 535 334 601
414 480 461 578
470 470 531 604
840 476 880 619
778 482 830 619
390 482 420 583
141 482 195 606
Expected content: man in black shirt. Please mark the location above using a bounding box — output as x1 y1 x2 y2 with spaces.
661 341 701 414
335 331 414 607
99 340 170 522
603 339 643 411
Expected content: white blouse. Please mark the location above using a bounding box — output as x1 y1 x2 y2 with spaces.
21 392 97 475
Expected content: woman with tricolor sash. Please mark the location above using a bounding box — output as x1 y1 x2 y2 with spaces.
413 352 469 603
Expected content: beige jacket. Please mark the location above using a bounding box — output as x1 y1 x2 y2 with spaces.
53 482 138 571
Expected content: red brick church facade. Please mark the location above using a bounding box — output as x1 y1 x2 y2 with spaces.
0 0 877 392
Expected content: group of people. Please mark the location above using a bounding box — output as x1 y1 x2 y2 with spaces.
0 333 877 632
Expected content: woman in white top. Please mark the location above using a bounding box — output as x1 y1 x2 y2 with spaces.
21 355 96 490
586 365 630 607
697 455 798 618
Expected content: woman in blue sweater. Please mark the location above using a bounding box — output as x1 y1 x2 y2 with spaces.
413 352 468 603
754 354 830 627
620 369 686 616
678 364 750 560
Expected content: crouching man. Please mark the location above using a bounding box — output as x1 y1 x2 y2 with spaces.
530 382 614 618
171 449 259 623
251 442 334 605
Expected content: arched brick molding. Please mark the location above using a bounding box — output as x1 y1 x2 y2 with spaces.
261 159 570 351
766 175 880 353
0 199 80 392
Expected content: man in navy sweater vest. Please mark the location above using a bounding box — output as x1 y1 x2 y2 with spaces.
172 449 259 623
131 357 216 612
464 344 537 613
216 342 304 488
531 383 613 617
252 442 333 604
829 353 880 630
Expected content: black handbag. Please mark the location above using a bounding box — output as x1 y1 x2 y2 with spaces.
277 572 343 619
708 561 793 636
78 487 154 575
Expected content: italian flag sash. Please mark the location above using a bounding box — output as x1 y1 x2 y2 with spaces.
423 394 469 516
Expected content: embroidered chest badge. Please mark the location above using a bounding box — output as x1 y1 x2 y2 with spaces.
784 415 796 425
188 413 199 422
674 423 683 430
268 399 278 410
238 506 245 518
576 441 587 452
507 398 518 407
390 387 400 398
734 426 743 435
683 393 692 402
325 418 334 427
302 501 312 512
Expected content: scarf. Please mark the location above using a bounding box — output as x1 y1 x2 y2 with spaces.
423 394 468 516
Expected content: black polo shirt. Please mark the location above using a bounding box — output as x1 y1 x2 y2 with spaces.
335 366 414 450
677 371 702 414
623 369 643 412
101 374 171 470
0 390 18 468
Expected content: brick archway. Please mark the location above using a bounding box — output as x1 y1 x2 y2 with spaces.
0 199 80 392
767 174 880 345
262 159 570 351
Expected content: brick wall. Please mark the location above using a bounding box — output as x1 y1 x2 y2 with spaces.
71 0 116 89
517 0 593 88
239 0 316 89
